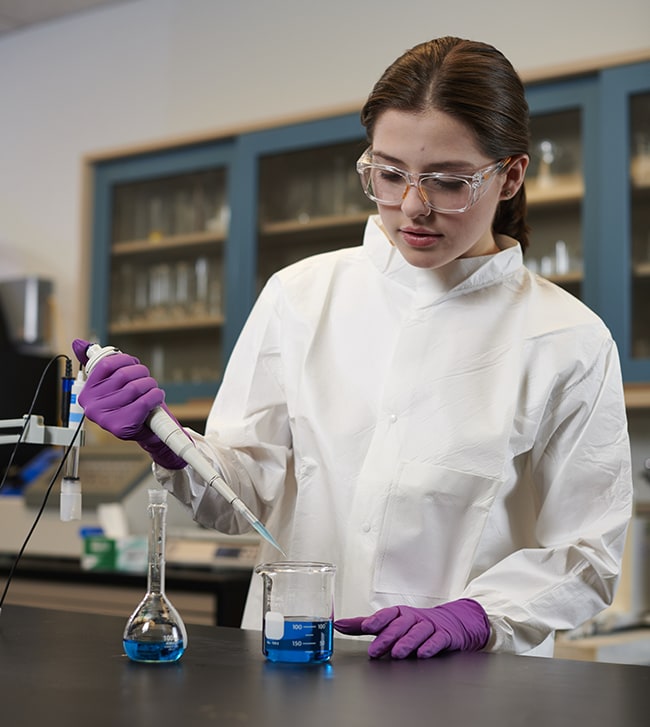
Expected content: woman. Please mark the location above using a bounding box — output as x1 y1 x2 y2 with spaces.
74 37 632 658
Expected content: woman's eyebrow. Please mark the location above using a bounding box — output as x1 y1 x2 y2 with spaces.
371 150 477 172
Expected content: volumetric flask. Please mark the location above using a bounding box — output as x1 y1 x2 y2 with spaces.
254 561 336 664
123 489 187 663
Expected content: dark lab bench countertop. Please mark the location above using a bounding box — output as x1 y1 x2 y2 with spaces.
0 553 251 626
0 605 649 727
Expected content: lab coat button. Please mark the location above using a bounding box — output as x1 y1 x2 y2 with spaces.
361 522 371 533
388 413 398 423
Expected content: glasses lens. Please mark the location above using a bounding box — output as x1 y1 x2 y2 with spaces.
359 165 472 212
360 166 406 205
419 176 472 212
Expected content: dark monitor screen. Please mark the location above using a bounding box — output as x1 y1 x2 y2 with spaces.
0 349 60 480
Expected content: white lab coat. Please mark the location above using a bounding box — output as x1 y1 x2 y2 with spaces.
156 215 633 656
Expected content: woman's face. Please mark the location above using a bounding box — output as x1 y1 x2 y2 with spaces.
370 108 524 269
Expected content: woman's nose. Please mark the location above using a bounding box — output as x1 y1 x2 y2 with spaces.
400 183 431 218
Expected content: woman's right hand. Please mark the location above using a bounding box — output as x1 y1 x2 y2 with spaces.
72 338 186 469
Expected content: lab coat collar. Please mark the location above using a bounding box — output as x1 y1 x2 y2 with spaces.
363 215 523 307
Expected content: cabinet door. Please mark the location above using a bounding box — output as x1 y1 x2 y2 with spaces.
236 113 372 294
525 75 599 305
90 141 234 410
630 90 650 361
598 62 650 381
257 138 374 289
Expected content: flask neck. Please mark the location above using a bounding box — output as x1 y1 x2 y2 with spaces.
147 501 167 595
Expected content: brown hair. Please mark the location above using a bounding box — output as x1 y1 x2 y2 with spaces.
361 37 531 251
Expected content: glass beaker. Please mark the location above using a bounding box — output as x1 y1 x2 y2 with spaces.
254 561 336 664
123 489 188 663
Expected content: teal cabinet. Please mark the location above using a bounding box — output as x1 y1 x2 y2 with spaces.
525 60 650 382
87 59 650 420
525 75 598 306
596 61 650 381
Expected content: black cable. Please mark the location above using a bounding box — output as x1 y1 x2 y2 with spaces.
0 354 71 494
0 352 77 612
0 411 85 613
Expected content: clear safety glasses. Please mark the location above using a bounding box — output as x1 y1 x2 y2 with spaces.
356 148 512 214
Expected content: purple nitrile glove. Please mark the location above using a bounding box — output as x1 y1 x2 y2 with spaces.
334 599 490 659
72 338 187 470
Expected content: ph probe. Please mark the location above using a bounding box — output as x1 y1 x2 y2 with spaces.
82 343 285 556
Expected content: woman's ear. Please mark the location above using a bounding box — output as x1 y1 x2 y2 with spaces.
500 155 529 199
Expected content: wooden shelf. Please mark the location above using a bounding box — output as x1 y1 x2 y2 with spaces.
109 313 225 335
169 388 650 424
258 178 584 235
527 176 583 205
630 156 650 188
633 262 650 277
168 399 214 422
624 383 650 409
546 271 583 285
166 387 649 422
112 230 225 256
260 211 370 237
258 176 586 232
631 180 650 191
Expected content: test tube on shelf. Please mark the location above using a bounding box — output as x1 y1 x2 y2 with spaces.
194 256 209 315
173 188 195 235
555 240 570 275
173 260 192 318
134 267 149 321
150 345 165 383
208 259 223 316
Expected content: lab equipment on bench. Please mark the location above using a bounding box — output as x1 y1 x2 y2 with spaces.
0 379 86 521
0 351 87 614
255 561 336 663
81 342 285 556
123 488 187 663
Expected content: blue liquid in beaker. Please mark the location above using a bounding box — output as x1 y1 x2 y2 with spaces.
263 617 333 663
123 638 185 663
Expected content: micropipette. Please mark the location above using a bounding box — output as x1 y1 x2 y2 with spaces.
83 343 285 556
147 406 285 555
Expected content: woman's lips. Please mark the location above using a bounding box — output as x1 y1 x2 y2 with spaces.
400 228 442 248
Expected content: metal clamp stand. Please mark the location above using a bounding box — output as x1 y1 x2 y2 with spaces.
0 414 85 449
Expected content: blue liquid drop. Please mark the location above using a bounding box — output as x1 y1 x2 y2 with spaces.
264 618 333 663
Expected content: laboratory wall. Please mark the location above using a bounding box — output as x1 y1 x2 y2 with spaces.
0 0 649 352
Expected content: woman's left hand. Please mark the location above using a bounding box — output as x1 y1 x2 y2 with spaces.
334 599 490 659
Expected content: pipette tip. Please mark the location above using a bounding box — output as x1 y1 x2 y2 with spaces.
227 494 286 557
251 519 286 557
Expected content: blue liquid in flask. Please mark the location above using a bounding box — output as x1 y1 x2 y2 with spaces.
123 634 185 663
264 617 333 663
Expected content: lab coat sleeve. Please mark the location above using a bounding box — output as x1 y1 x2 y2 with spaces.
462 335 633 654
154 276 293 534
